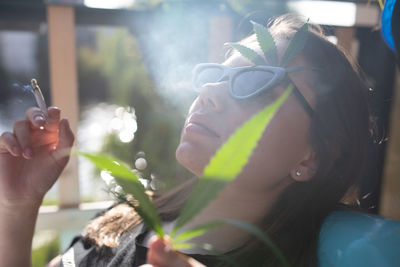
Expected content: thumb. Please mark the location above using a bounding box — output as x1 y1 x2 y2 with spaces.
147 237 205 267
52 119 75 164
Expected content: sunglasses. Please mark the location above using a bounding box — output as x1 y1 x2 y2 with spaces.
192 63 314 116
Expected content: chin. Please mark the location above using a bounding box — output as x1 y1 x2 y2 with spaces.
176 140 212 177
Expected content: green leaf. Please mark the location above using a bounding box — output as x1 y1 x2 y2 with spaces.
172 242 196 250
279 23 309 67
251 20 278 66
173 221 222 242
172 219 290 267
77 151 137 179
77 152 164 237
229 43 266 65
172 86 293 234
220 219 291 267
203 86 292 179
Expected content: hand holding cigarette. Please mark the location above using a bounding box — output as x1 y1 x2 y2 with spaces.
0 103 74 205
30 78 48 121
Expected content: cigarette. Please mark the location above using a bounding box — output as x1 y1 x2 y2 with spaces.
30 79 48 121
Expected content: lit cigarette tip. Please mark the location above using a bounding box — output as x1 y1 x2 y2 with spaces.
30 78 38 90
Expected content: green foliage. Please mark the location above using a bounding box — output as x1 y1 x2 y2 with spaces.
251 20 278 65
41 198 58 206
173 221 222 244
78 152 164 237
78 27 185 187
78 29 151 105
96 29 155 105
279 23 309 67
31 234 60 267
228 43 266 65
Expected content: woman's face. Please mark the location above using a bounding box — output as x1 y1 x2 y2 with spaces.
176 52 317 190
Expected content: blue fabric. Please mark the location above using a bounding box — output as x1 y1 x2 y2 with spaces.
317 211 400 267
381 0 397 51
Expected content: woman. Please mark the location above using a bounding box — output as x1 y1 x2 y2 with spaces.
0 14 370 267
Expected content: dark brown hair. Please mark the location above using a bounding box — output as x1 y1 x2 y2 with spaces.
228 14 371 266
83 14 371 267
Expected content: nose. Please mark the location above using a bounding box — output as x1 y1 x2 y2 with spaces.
197 82 228 112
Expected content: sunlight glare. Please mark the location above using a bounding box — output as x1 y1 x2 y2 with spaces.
119 130 134 143
100 170 115 186
288 1 356 26
84 0 135 9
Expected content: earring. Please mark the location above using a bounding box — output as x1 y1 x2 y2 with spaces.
296 170 301 176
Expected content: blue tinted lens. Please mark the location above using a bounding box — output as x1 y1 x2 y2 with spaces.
194 66 224 89
231 70 275 98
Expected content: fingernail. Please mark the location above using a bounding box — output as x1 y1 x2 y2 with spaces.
24 147 33 159
34 115 45 122
49 107 61 120
12 146 21 155
62 119 70 130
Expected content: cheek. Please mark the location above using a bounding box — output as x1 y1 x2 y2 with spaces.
176 102 257 176
241 104 311 186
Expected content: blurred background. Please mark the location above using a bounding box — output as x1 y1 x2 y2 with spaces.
0 0 398 266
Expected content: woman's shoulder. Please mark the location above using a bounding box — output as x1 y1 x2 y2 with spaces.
318 210 400 267
59 222 147 267
58 202 145 267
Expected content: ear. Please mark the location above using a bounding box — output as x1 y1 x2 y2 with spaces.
290 150 318 182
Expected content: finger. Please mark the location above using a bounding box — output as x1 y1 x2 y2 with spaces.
147 237 169 266
44 107 61 132
13 120 33 159
25 106 46 129
0 132 22 156
147 238 193 267
52 119 74 164
30 130 59 147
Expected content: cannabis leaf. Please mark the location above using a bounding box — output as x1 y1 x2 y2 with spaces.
228 43 266 65
78 85 293 265
230 21 308 68
173 219 290 267
172 85 293 234
220 219 290 267
279 22 309 67
77 152 164 237
251 20 278 66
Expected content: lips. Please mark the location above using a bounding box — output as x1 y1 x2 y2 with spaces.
185 113 220 138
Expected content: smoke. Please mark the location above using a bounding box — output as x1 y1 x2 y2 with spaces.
130 3 232 112
12 82 33 93
0 82 36 132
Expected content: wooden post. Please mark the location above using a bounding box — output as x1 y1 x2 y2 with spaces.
47 5 80 208
380 68 400 221
335 27 358 59
208 16 233 63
